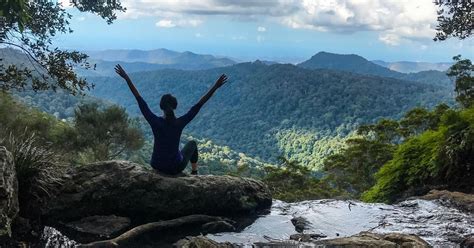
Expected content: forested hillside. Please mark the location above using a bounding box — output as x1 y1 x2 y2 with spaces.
88 61 454 168
299 52 453 88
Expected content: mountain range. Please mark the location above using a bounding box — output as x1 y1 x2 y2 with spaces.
82 49 236 75
372 60 452 73
1 47 455 168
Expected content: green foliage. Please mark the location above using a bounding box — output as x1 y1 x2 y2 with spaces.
0 130 65 217
0 0 124 94
447 55 474 108
323 138 396 198
362 130 444 203
434 0 473 41
0 91 77 153
73 102 144 162
363 107 474 203
262 157 341 202
322 104 449 199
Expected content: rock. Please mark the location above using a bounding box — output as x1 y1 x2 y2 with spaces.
0 146 19 241
78 215 235 247
290 216 310 233
461 235 474 248
314 231 430 248
40 160 272 226
61 215 131 243
201 220 236 233
289 233 327 242
174 236 234 248
419 190 474 213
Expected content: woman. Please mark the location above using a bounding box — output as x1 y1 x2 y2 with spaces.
115 64 228 175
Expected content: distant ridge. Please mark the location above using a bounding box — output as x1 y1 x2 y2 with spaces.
298 51 402 78
372 60 452 73
297 51 452 88
85 48 236 71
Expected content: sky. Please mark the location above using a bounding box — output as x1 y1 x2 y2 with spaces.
56 0 474 63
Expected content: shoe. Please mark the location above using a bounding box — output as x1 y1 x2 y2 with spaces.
191 170 198 175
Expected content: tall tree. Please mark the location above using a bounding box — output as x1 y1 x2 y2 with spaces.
0 0 125 94
74 103 144 161
447 55 474 108
434 0 473 41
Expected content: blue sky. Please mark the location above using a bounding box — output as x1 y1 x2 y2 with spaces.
56 0 473 63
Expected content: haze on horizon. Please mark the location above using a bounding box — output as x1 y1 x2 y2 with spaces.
56 0 473 64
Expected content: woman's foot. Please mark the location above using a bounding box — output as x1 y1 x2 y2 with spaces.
191 170 198 175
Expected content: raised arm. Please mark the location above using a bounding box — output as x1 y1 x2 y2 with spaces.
197 74 228 107
115 64 140 98
114 64 157 122
179 74 228 126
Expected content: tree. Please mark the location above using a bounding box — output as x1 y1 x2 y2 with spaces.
434 0 473 41
74 103 144 161
0 0 125 94
447 55 474 108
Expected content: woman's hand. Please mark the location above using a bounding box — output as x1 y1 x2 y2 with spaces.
214 74 228 88
115 64 130 81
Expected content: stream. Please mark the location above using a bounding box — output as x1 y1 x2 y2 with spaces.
43 198 473 247
207 199 473 247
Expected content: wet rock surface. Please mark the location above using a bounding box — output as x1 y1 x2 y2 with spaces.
314 231 430 248
0 146 19 241
208 198 474 247
418 189 474 213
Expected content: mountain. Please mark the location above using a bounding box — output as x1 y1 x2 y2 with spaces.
298 52 403 78
85 49 236 70
372 60 452 73
88 62 454 168
298 52 452 88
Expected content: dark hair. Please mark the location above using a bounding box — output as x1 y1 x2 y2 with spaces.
160 94 177 120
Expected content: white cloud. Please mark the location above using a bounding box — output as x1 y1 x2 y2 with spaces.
195 33 203 38
155 18 203 28
119 0 440 45
379 33 401 46
257 26 266 32
283 0 437 46
156 19 176 28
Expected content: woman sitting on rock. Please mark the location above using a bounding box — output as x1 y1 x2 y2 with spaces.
115 64 228 175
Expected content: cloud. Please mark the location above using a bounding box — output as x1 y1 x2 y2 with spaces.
156 19 176 28
282 0 437 45
119 0 299 19
119 0 439 45
155 18 203 28
195 33 203 38
257 26 266 32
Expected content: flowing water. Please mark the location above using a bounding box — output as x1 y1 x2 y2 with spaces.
208 199 473 247
42 198 473 247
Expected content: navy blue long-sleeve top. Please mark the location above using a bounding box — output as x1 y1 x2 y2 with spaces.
136 95 201 171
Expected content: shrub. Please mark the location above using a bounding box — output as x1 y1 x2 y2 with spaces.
0 130 65 216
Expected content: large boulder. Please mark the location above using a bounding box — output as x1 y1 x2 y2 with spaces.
41 160 272 226
419 189 474 213
313 232 430 248
0 146 19 241
176 232 430 248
